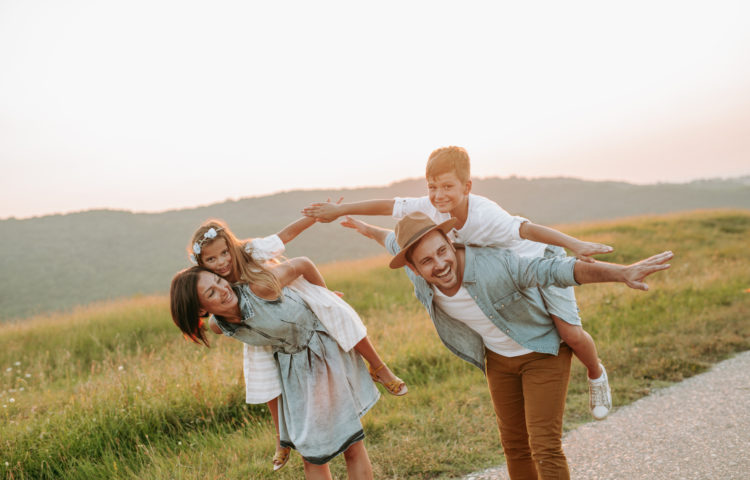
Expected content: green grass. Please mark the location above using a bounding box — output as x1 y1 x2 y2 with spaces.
2 210 750 479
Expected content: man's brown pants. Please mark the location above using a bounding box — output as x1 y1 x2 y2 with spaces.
485 344 573 480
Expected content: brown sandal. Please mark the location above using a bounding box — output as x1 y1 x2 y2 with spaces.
272 438 291 471
369 363 408 396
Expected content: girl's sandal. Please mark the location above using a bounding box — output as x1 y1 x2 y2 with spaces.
369 363 408 396
272 443 291 472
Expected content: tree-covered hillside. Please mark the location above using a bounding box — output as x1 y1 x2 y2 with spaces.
1 176 749 321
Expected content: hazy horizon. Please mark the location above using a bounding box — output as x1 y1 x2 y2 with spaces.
3 171 749 222
2 1 749 219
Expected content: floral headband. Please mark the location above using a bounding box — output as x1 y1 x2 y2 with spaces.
189 227 224 264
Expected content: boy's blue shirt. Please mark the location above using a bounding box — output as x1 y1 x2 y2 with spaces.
385 232 579 372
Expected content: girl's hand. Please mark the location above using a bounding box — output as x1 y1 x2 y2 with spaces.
571 241 613 263
333 291 344 298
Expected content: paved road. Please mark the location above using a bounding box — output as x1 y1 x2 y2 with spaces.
462 350 750 480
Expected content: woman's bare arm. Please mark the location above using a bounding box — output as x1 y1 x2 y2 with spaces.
268 257 327 289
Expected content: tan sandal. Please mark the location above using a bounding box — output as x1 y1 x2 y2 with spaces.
272 439 291 471
369 363 408 396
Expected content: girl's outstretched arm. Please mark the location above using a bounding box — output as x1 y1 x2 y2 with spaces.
276 216 316 245
277 198 344 244
268 257 326 289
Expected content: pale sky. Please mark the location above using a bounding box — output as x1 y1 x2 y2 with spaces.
1 0 749 219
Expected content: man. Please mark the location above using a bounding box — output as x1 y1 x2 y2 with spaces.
341 212 672 480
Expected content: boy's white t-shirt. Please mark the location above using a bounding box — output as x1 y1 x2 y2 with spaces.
392 194 547 258
432 285 532 357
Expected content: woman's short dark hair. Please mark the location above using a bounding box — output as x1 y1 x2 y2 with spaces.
170 266 211 347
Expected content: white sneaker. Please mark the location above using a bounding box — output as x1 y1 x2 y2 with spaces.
589 363 612 420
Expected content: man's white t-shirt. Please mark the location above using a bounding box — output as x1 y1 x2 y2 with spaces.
432 285 532 357
392 194 547 258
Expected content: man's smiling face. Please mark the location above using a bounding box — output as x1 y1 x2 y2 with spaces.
407 230 462 296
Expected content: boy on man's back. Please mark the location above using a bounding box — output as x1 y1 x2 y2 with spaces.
303 146 615 419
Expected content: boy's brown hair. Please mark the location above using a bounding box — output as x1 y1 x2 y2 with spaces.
426 146 471 183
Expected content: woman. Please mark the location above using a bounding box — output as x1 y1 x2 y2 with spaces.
170 257 379 480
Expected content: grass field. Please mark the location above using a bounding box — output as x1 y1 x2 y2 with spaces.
2 210 749 479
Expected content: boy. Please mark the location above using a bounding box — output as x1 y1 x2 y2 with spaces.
302 146 615 419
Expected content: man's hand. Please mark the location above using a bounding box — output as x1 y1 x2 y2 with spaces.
622 251 673 290
571 240 614 263
302 197 344 223
340 216 374 239
340 216 390 246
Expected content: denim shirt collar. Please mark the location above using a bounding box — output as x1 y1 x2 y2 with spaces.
459 244 476 286
235 285 256 321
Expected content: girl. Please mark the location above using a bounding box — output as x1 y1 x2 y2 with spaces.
187 217 406 470
170 259 378 479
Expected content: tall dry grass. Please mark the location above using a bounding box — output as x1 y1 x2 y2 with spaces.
2 210 749 479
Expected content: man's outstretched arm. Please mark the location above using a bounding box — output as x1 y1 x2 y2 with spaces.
573 251 674 291
340 216 392 247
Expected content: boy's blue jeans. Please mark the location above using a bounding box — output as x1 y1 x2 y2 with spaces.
485 344 573 480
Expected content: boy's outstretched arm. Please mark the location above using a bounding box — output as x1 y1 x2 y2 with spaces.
340 216 391 247
519 221 614 263
573 251 673 291
302 199 395 223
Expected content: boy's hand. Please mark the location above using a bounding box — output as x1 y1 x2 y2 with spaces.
622 251 673 291
302 197 344 223
571 241 614 263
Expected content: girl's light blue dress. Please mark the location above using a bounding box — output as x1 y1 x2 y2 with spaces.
215 284 380 465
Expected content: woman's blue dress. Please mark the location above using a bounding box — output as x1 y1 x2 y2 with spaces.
215 284 380 465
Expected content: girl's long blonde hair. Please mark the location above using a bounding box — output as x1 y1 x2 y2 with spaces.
189 219 282 298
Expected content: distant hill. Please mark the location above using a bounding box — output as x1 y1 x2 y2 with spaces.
2 176 749 321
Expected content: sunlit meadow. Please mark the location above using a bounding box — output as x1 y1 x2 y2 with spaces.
2 210 749 479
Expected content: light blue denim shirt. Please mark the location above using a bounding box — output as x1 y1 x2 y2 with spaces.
385 232 579 372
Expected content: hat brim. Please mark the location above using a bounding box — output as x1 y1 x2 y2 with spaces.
389 217 458 269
